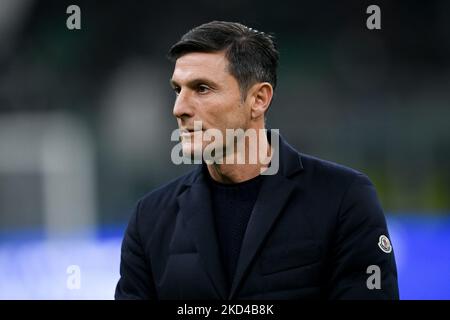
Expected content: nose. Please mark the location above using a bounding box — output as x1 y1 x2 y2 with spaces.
173 89 194 119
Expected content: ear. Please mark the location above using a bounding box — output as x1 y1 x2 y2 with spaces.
248 82 273 120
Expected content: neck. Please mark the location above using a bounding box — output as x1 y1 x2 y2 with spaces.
207 127 272 184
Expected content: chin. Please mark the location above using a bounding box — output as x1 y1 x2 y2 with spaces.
181 141 202 159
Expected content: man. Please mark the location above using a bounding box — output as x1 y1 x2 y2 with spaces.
115 21 399 299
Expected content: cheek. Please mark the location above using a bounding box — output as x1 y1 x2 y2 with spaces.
232 102 251 127
202 94 247 129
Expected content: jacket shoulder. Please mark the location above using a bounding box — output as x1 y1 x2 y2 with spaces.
125 167 200 242
137 166 199 209
299 152 371 186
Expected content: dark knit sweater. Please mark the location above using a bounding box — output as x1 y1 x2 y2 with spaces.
207 171 264 288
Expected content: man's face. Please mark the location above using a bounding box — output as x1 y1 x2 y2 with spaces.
170 51 251 158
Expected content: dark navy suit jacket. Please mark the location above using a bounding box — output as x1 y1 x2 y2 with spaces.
115 132 399 299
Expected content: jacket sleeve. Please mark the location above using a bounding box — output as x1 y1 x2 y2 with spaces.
115 200 158 299
327 173 400 299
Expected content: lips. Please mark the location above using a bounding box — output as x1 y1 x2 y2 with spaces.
180 129 201 139
181 128 203 133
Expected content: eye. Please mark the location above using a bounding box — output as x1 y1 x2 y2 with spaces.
197 84 211 94
173 86 181 95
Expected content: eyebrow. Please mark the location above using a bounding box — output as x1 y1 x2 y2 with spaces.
170 78 219 90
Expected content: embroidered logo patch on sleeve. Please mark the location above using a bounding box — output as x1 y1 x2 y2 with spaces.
378 235 392 253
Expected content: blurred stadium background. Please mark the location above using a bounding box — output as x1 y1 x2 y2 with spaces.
0 0 449 299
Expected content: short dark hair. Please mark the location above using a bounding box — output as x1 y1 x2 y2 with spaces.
168 21 279 97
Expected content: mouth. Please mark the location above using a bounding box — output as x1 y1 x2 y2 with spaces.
181 128 203 134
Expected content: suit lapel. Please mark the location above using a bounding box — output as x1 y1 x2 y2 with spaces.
177 169 228 299
228 131 304 299
228 174 296 299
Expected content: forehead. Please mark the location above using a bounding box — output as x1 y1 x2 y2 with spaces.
171 51 231 82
